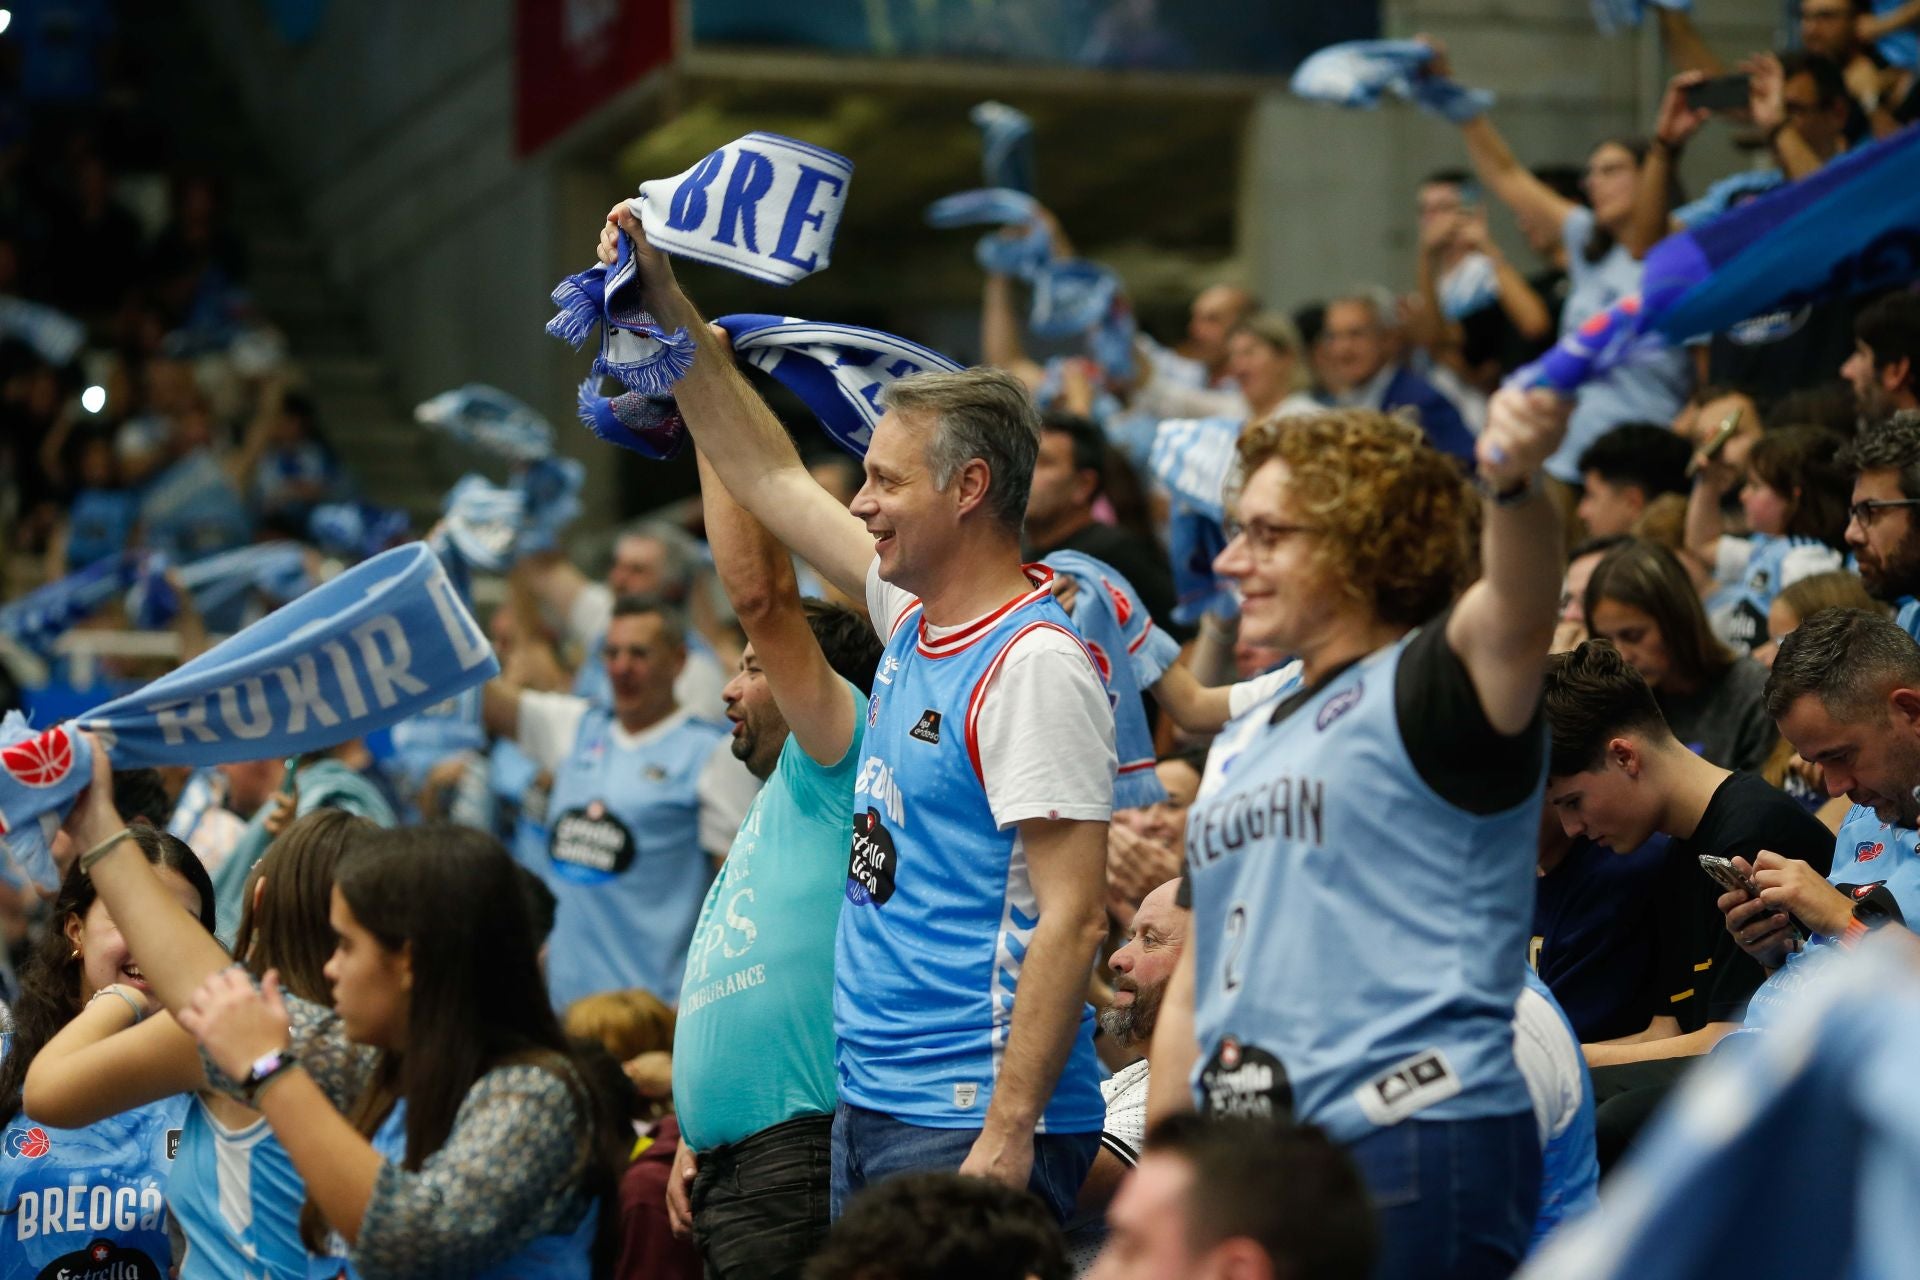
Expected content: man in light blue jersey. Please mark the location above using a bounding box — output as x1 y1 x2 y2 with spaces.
1715 607 1920 1034
665 437 885 1280
1839 410 1920 639
592 204 1115 1222
481 594 732 1008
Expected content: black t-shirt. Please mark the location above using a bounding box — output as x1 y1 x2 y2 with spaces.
1655 770 1836 1033
1028 521 1187 641
1533 834 1668 1043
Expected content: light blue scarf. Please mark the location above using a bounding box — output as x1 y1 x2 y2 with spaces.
1149 417 1242 624
1291 39 1494 123
0 552 151 655
0 543 497 891
925 187 1053 280
971 101 1035 194
308 503 412 562
415 384 555 463
1043 550 1178 810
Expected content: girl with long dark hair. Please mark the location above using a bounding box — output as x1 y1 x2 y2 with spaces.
1 826 214 1280
61 737 623 1278
26 809 373 1280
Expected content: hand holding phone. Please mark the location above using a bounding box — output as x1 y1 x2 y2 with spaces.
1683 74 1753 113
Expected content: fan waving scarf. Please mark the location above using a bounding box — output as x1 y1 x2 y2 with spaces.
1290 39 1494 123
1043 549 1179 809
415 384 555 463
1515 124 1920 395
0 542 497 892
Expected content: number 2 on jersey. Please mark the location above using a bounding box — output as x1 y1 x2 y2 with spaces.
1224 903 1248 992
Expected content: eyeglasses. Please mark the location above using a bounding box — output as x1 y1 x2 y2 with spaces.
1223 517 1323 556
1847 498 1920 526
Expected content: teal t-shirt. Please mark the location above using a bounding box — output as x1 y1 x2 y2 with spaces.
672 682 865 1151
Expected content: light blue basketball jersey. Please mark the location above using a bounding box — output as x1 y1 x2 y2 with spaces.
540 706 725 1007
1897 596 1920 643
1184 630 1541 1143
1 1095 186 1280
171 1098 305 1280
835 582 1105 1133
1518 970 1599 1247
1719 533 1839 652
305 1102 595 1280
488 737 552 873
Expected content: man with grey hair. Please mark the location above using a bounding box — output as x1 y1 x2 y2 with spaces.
1840 410 1920 640
1316 291 1477 463
594 204 1116 1222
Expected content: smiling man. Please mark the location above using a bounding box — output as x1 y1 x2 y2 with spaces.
1542 640 1833 1167
591 203 1116 1223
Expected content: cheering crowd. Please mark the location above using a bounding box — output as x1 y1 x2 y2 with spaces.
8 3 1920 1279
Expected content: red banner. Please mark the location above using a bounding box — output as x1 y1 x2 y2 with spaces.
516 0 674 156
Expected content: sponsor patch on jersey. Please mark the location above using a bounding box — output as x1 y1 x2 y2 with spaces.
1199 1037 1292 1120
5 1125 51 1158
549 801 638 883
165 1130 181 1161
1353 1049 1462 1128
953 1083 979 1109
1315 680 1364 732
643 763 668 782
846 807 899 906
1856 840 1885 863
911 709 942 745
38 1237 163 1280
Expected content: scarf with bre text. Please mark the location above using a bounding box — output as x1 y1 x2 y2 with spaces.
1291 40 1494 123
1042 550 1177 809
0 543 497 891
634 132 853 285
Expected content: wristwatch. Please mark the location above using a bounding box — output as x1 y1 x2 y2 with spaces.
241 1047 297 1099
1841 885 1905 947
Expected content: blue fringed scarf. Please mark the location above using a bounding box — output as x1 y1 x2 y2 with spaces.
1291 39 1494 123
0 543 497 891
549 230 697 401
1042 549 1179 809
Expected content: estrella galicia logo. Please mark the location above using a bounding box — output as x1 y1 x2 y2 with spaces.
1199 1037 1291 1120
549 801 638 884
846 808 898 906
6 1125 51 1158
1856 840 1885 863
166 1129 182 1161
910 710 942 745
40 1238 163 1280
1316 680 1364 732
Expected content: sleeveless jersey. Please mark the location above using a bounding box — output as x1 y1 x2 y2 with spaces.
2 1095 186 1280
835 576 1105 1132
1184 630 1541 1143
305 1102 595 1280
541 706 725 1007
170 1098 305 1280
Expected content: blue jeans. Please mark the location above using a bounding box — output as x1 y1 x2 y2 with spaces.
830 1102 1099 1223
1346 1112 1541 1280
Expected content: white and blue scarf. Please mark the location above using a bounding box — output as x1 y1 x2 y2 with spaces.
1043 550 1178 810
1149 417 1243 624
1291 39 1494 124
0 553 152 655
971 101 1035 194
632 132 853 285
308 503 412 563
415 384 555 463
130 543 313 632
0 543 496 891
925 187 1053 281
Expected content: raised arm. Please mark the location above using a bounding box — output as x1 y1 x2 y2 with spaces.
26 1011 208 1127
695 447 858 767
1626 74 1710 258
1747 54 1828 180
1149 617 1240 734
63 735 237 1016
1446 387 1572 734
1421 37 1580 236
600 206 875 601
1684 457 1737 567
1656 6 1726 75
1460 209 1553 342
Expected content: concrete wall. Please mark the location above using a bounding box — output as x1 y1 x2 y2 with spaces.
1241 0 1779 309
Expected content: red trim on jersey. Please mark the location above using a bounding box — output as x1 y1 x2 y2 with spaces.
916 564 1057 659
1118 759 1156 774
963 618 1099 784
890 599 922 639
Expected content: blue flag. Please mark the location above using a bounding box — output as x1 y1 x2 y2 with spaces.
0 542 497 891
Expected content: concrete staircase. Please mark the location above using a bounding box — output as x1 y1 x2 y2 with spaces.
132 7 444 525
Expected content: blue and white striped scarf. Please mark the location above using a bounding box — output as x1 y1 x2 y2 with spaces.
0 542 496 891
549 230 696 400
0 552 152 655
1291 39 1495 124
632 132 853 285
130 543 313 631
1043 550 1178 810
308 503 412 563
925 187 1053 280
415 384 555 463
971 101 1035 194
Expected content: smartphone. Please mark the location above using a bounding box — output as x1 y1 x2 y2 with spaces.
1684 74 1752 113
1685 407 1744 478
1698 854 1756 898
